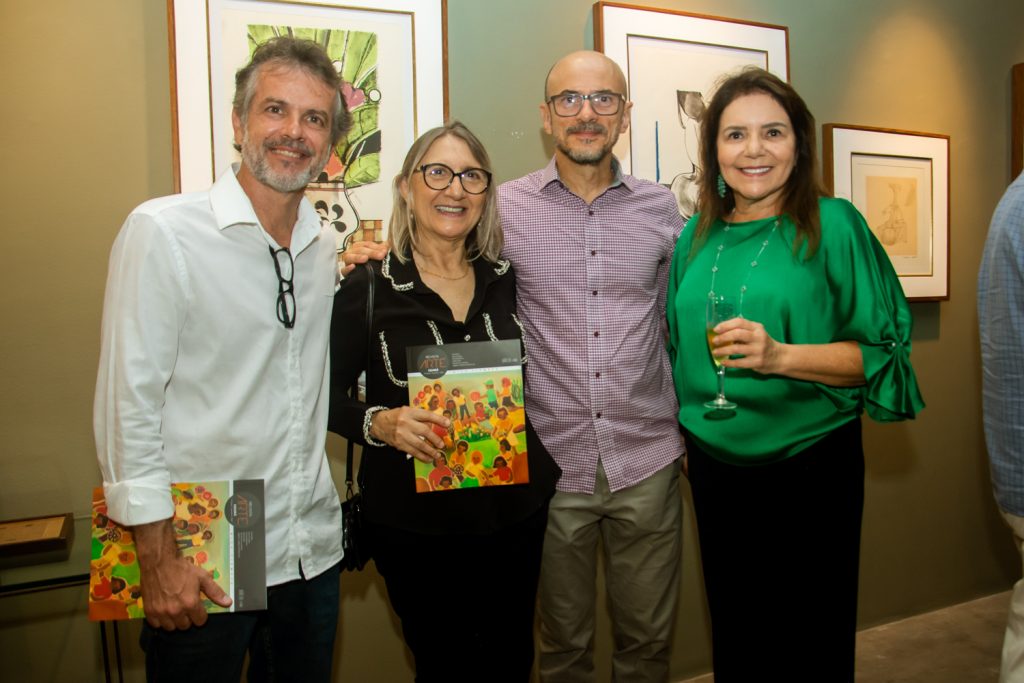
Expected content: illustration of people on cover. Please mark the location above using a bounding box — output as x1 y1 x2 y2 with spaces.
432 382 447 406
485 379 499 411
471 401 492 433
490 406 520 451
450 410 470 441
452 387 472 421
499 377 516 408
427 453 457 491
464 450 490 487
89 482 231 620
450 441 470 484
492 454 514 484
409 371 528 493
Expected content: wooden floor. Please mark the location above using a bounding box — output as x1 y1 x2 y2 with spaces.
681 591 1009 682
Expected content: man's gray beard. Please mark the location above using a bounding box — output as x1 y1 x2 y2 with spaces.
558 141 609 165
241 132 330 193
557 122 614 165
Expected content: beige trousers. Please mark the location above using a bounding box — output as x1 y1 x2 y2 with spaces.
538 459 683 682
1002 509 1024 683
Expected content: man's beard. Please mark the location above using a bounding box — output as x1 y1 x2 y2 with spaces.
241 132 331 193
557 122 614 165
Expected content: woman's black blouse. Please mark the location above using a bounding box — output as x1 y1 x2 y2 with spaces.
328 251 560 535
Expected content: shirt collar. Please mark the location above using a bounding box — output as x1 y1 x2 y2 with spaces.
381 249 510 294
538 155 635 195
209 164 323 253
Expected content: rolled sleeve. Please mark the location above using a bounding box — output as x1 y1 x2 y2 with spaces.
93 211 186 525
102 479 175 526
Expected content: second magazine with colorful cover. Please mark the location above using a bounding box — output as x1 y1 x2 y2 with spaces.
406 339 529 493
88 479 266 621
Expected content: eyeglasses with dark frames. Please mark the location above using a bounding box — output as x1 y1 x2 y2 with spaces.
269 245 295 329
417 163 492 195
546 91 625 117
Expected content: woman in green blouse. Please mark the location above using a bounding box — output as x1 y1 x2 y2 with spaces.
666 68 924 681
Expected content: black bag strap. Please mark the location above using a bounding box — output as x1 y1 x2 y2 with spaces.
345 262 375 499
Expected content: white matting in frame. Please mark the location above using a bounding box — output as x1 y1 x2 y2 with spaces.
824 124 950 301
169 0 446 242
594 2 788 219
850 154 932 277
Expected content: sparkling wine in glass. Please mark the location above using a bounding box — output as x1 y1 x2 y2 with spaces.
704 293 739 410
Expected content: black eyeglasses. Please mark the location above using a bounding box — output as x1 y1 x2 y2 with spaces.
269 245 295 329
418 163 492 195
546 91 625 117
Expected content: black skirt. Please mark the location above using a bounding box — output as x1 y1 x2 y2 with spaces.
686 417 865 682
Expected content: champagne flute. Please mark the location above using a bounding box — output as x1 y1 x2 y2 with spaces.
704 293 739 410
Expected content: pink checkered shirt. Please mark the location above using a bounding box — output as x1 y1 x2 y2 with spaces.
498 157 685 494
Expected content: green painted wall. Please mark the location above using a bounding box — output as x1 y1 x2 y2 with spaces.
1 0 1022 680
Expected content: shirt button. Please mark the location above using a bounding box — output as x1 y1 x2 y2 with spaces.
596 412 602 418
591 250 597 256
464 334 471 341
595 372 601 378
588 210 594 216
592 290 597 296
593 331 599 337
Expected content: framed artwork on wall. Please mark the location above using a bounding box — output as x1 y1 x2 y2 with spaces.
593 1 788 221
823 124 950 302
1013 63 1023 179
168 0 448 251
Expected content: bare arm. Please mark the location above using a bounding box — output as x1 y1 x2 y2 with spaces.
712 318 865 387
133 519 231 630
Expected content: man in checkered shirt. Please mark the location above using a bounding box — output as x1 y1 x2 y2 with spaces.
499 50 685 683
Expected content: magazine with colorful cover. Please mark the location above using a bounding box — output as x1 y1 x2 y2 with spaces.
88 480 266 621
406 339 529 493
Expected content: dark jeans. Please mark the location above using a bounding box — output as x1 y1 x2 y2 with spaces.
687 419 865 683
370 504 549 683
140 562 340 683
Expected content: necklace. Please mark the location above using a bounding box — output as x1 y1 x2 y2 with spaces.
708 217 779 310
413 252 471 281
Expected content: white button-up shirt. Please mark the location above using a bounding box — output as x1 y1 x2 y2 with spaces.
94 168 342 585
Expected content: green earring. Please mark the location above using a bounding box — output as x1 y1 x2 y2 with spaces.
716 173 727 198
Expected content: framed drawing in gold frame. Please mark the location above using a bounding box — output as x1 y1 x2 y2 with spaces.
824 124 950 302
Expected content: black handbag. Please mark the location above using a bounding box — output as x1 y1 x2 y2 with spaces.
340 262 375 572
340 481 370 571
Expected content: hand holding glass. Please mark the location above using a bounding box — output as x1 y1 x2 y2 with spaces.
705 294 739 410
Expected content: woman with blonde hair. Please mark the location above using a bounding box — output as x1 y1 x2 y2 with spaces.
329 121 559 682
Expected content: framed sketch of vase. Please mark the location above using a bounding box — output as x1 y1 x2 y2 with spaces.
824 124 950 302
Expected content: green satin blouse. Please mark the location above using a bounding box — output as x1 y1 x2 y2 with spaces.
666 197 925 465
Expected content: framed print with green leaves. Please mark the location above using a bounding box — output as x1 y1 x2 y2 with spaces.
168 0 448 254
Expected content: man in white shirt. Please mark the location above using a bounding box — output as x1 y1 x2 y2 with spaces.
94 37 350 681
